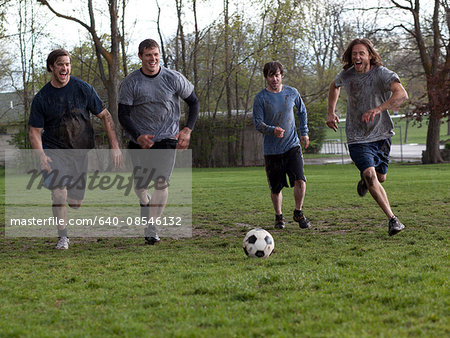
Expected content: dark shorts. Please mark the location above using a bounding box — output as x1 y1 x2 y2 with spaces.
348 138 391 174
42 149 89 201
264 146 306 194
128 139 177 190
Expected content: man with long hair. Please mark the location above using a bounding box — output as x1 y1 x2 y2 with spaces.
327 38 408 236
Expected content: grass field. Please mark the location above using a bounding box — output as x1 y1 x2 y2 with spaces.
325 116 450 145
0 164 449 337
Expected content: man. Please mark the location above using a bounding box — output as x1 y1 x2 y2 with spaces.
327 38 408 236
253 61 311 230
118 38 199 245
29 49 122 249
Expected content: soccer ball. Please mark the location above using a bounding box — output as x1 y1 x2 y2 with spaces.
243 228 274 258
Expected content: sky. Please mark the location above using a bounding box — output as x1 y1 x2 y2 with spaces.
2 0 227 91
39 0 227 52
1 0 438 92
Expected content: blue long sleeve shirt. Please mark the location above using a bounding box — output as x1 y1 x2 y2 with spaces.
253 85 308 155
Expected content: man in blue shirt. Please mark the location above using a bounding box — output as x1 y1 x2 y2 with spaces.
253 61 311 230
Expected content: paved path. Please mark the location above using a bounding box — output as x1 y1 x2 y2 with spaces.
309 143 429 165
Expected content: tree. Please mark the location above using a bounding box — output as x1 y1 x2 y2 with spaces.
37 0 125 146
6 0 48 149
368 0 449 163
155 0 168 67
175 0 187 73
394 0 449 163
0 0 12 37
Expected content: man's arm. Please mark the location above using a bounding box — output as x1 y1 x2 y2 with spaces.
295 93 309 148
362 81 408 123
118 103 155 149
327 80 341 132
253 95 280 136
176 91 200 149
97 109 123 167
29 126 52 172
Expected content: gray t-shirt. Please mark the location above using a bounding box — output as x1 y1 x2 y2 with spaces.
118 66 194 142
334 65 400 144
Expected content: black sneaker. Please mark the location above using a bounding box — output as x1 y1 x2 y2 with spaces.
145 235 161 245
357 173 368 197
293 209 311 229
388 216 405 236
274 214 285 229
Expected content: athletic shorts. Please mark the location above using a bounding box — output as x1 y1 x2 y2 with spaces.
348 138 391 174
42 149 89 201
264 146 306 194
128 139 177 190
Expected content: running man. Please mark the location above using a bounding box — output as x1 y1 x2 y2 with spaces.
29 49 122 249
253 61 311 230
327 38 408 236
118 38 199 245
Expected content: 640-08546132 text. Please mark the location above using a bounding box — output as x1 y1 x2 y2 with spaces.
9 216 183 227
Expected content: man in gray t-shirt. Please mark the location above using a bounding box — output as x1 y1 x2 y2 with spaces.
118 38 199 245
327 38 408 236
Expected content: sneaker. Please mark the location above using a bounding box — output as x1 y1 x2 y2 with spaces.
388 216 405 236
55 236 70 250
293 209 311 229
357 173 368 197
274 214 285 229
145 235 161 245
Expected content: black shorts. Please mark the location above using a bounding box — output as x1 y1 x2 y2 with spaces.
128 139 177 190
264 146 306 194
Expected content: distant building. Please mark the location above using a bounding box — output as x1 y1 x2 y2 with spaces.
0 91 25 166
0 91 24 125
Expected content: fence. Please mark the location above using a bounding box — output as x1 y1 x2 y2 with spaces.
320 125 423 164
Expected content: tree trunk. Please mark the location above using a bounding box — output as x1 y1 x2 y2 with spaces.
192 0 199 89
120 0 128 76
175 0 186 73
155 0 168 67
424 116 443 163
404 117 409 143
108 0 123 147
224 0 234 166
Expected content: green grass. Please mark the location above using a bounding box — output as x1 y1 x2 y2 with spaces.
325 116 450 145
0 164 449 337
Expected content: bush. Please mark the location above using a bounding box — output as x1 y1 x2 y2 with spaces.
303 100 328 154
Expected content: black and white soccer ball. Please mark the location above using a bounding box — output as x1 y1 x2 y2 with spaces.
242 228 274 258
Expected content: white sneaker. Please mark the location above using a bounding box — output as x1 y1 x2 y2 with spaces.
55 236 70 250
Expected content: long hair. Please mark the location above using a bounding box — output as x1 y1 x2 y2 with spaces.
342 38 382 70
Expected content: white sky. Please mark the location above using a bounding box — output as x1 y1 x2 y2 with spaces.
39 0 226 52
2 0 227 91
7 0 437 55
1 0 439 92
